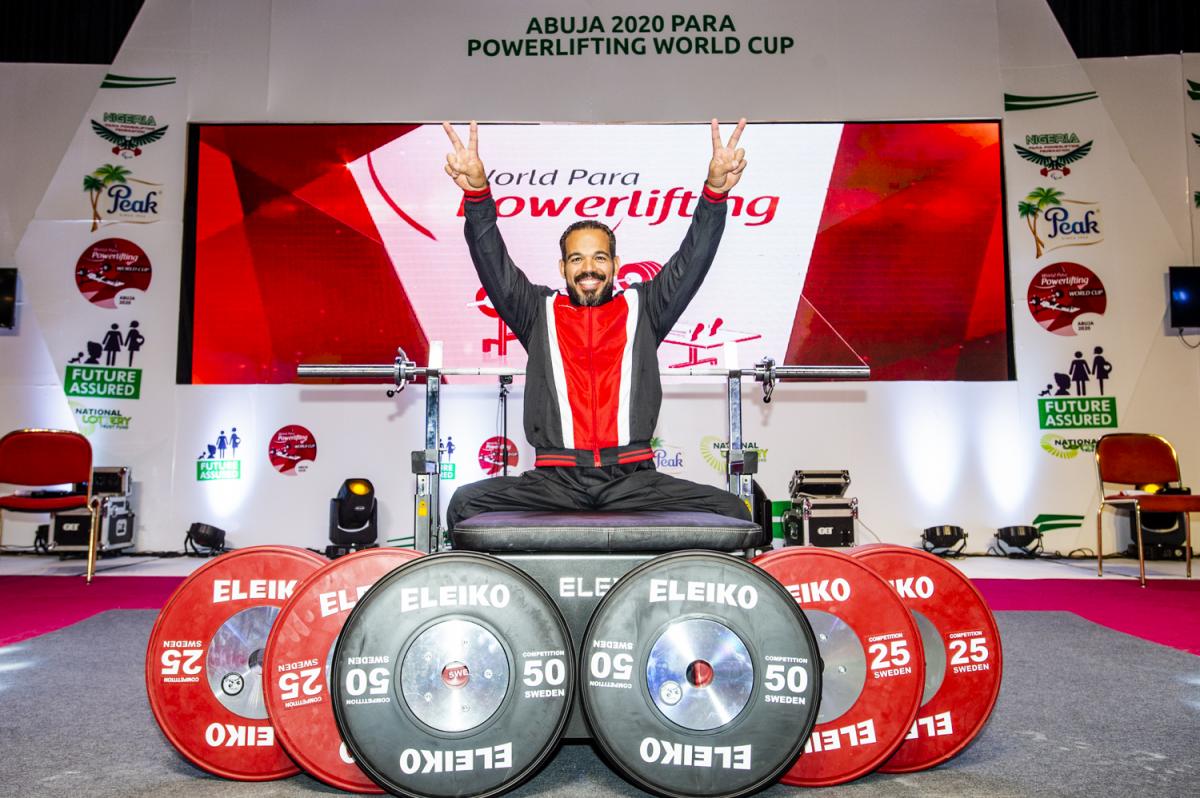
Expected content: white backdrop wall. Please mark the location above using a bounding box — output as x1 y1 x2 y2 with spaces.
4 0 1199 555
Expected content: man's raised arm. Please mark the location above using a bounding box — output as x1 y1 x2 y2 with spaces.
643 118 747 342
443 121 541 345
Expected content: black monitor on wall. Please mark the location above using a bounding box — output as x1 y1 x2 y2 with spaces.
0 268 16 329
1169 266 1200 329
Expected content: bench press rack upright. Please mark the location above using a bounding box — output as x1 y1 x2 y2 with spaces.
298 343 869 552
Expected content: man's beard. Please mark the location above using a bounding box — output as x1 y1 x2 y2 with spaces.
568 272 614 307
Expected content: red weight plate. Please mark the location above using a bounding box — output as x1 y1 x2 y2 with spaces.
752 548 924 786
263 547 423 793
145 545 326 780
850 545 1003 772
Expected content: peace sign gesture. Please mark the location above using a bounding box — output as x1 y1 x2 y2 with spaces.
705 118 748 193
442 121 488 191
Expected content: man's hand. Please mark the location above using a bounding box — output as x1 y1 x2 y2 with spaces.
442 121 488 191
705 118 747 193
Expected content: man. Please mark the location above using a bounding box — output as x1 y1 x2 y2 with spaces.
443 119 751 528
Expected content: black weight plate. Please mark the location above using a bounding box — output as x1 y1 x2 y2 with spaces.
332 552 573 798
581 550 821 798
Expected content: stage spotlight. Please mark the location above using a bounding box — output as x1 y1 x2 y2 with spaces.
995 525 1043 558
186 522 226 556
922 524 967 557
328 478 378 558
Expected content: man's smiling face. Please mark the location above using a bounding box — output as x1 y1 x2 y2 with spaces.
560 227 619 306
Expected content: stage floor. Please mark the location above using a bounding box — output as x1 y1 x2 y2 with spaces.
1 608 1196 797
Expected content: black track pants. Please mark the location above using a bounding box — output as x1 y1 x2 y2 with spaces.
446 461 751 530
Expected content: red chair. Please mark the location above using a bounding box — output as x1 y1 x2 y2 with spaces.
1095 433 1196 587
0 429 102 583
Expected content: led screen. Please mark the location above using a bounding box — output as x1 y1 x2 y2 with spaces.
179 122 1011 383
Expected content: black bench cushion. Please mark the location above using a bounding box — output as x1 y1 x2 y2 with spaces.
451 510 768 553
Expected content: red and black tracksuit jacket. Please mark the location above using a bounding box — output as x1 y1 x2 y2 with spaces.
462 185 729 469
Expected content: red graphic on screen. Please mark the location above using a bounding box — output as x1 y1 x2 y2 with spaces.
787 123 1010 380
472 286 518 356
478 436 518 475
268 424 317 475
617 260 663 289
75 238 152 308
189 125 429 383
664 317 762 368
1027 262 1106 336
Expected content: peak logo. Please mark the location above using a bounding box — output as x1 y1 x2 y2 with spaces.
1040 434 1098 459
1016 189 1102 258
81 164 162 231
649 437 684 473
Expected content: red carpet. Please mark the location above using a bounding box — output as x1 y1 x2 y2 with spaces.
2 574 1196 657
0 575 183 647
974 578 1200 656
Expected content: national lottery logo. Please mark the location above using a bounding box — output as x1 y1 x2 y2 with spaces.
75 238 152 308
700 435 766 474
268 425 318 475
1040 434 1098 459
70 401 133 434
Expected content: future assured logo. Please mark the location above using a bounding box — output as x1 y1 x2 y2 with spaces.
1036 344 1117 430
1016 188 1102 258
197 426 243 481
64 320 146 400
81 164 161 231
91 113 168 158
1012 133 1093 179
1027 262 1106 336
75 239 152 308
